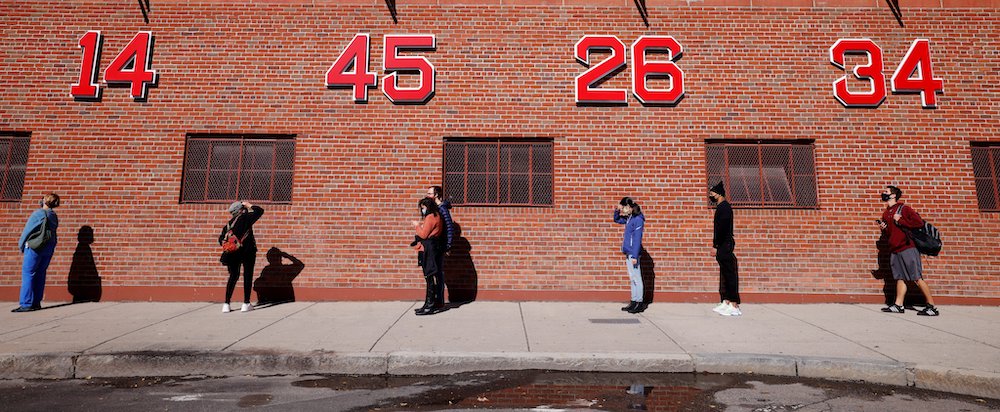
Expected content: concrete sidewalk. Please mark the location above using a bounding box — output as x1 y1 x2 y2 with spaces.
1 301 998 399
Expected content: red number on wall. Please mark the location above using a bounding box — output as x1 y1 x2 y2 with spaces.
829 39 886 108
382 35 436 104
325 33 378 102
574 35 628 104
891 39 945 109
631 36 684 105
70 30 103 100
104 31 157 101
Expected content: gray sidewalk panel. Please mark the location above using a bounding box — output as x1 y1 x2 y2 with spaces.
521 302 686 353
372 302 527 352
227 302 411 352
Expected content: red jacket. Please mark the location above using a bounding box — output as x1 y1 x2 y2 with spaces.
413 213 443 252
881 202 924 253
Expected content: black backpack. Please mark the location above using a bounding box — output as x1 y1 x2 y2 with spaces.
899 205 942 256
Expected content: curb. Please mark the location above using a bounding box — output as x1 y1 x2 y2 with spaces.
0 351 996 399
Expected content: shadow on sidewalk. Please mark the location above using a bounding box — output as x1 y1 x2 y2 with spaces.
253 247 303 307
444 223 477 307
67 225 102 303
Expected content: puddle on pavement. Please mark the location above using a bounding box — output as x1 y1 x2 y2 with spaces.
352 371 732 411
83 375 216 389
236 393 273 407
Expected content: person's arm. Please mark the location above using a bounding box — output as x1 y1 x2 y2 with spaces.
415 215 434 239
613 209 627 224
441 208 454 250
243 203 264 225
897 205 924 229
17 210 43 252
713 206 732 249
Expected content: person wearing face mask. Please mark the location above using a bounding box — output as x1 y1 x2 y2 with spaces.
411 197 444 315
877 185 939 316
614 197 646 314
709 182 741 316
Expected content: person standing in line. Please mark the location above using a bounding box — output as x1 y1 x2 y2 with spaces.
877 185 939 316
614 197 646 314
710 182 741 316
425 186 453 307
12 193 61 312
219 201 264 313
412 197 445 315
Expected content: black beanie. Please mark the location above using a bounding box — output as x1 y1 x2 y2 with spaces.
710 181 725 197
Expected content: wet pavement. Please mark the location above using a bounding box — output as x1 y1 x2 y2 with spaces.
1 371 997 411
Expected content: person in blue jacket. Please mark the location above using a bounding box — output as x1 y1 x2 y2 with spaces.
13 193 61 312
614 197 646 314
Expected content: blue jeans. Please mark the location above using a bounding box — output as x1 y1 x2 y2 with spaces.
20 244 55 308
626 257 643 302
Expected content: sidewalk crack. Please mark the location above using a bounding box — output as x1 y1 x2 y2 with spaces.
368 302 416 352
766 304 900 363
519 302 531 352
222 303 317 352
81 303 212 353
0 302 123 339
639 311 687 353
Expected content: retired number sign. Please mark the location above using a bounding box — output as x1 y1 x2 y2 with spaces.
68 31 945 108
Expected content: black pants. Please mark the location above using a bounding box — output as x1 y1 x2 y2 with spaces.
716 242 740 304
225 250 256 304
420 239 445 307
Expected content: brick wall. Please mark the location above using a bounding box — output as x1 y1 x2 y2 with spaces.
0 0 998 303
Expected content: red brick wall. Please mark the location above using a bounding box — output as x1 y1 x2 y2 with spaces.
1 0 998 303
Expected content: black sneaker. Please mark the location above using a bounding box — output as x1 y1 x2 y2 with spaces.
881 304 904 313
917 306 940 316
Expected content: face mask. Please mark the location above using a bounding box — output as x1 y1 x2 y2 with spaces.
881 193 891 202
709 195 717 203
421 208 428 216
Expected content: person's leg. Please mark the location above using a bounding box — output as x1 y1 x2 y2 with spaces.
893 279 907 306
915 280 935 306
225 261 241 304
627 258 643 303
433 248 445 306
19 249 39 308
242 252 256 304
720 248 740 307
31 252 54 308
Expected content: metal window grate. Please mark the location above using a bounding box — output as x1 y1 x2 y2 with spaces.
705 141 818 208
181 134 296 204
0 133 30 202
444 139 553 206
971 145 1000 212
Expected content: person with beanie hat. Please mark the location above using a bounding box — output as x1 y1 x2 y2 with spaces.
709 182 741 316
218 200 264 313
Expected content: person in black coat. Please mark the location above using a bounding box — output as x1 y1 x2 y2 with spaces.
219 201 264 313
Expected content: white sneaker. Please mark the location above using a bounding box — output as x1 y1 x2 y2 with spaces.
727 307 742 316
222 303 231 313
241 303 254 312
713 302 728 313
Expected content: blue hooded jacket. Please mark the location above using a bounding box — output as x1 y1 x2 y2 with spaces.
613 210 644 259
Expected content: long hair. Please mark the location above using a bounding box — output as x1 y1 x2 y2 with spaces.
619 196 642 216
419 197 440 216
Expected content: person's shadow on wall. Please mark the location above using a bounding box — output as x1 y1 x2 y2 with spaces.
872 233 926 307
640 248 656 305
253 247 304 307
67 226 102 303
444 223 478 305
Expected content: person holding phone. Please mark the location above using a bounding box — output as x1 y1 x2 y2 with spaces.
219 200 264 313
614 197 646 314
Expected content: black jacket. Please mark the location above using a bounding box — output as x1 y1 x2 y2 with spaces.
713 201 734 248
219 205 264 252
